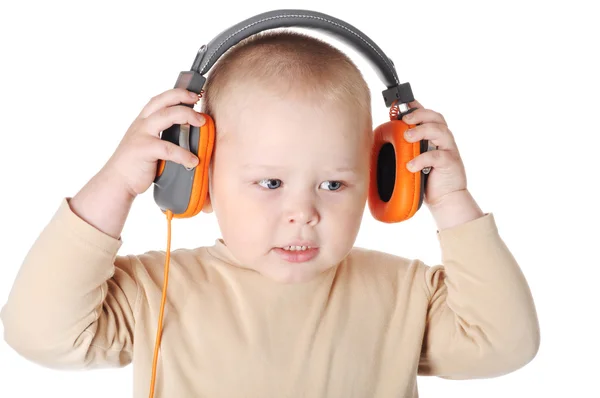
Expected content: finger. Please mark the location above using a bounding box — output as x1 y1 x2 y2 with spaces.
146 137 199 169
404 123 457 151
141 105 206 137
407 99 424 109
406 148 459 173
402 106 447 126
138 88 201 119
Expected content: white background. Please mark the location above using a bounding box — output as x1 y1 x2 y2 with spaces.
0 0 598 397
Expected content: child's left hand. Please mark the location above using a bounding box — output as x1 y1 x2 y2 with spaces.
401 100 467 208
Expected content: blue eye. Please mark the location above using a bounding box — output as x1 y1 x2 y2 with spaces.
320 181 343 191
258 179 282 189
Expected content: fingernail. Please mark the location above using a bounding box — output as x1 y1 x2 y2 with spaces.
404 129 413 140
407 160 415 171
189 91 198 98
187 157 199 169
403 113 413 121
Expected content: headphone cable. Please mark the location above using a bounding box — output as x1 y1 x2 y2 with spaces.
148 209 173 398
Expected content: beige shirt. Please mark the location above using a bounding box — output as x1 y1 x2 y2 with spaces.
1 197 539 397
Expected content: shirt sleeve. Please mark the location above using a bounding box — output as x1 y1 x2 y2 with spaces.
417 213 540 379
1 197 140 369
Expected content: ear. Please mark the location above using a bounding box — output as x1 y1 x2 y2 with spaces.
202 162 214 214
202 192 213 214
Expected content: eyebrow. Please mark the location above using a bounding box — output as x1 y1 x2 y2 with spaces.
241 164 359 174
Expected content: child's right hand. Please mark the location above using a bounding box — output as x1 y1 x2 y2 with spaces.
102 88 206 198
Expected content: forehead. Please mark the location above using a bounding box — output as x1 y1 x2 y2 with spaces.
215 85 369 166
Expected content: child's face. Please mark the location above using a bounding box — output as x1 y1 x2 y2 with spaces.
207 84 371 283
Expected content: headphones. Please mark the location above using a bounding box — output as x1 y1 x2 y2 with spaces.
153 9 432 225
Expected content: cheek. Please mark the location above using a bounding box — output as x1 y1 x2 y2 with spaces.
214 192 273 257
330 189 365 207
322 187 367 234
330 182 368 212
215 182 278 228
325 197 364 229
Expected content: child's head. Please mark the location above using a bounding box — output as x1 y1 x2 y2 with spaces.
199 30 373 283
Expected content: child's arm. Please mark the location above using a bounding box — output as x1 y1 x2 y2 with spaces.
0 173 137 368
399 101 539 378
418 190 540 378
1 88 205 369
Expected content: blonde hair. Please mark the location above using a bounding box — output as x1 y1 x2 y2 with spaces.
199 29 372 134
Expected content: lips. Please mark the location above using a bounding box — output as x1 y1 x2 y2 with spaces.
273 246 319 263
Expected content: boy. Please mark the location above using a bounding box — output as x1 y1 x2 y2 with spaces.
1 30 540 397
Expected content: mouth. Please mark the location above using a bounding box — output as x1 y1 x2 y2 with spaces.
273 244 319 263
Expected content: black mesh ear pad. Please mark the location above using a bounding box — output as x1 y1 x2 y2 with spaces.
369 120 425 222
377 143 396 203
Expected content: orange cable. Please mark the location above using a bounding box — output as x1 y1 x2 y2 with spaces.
148 209 173 398
149 89 202 397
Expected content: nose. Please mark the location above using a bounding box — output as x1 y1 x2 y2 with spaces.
286 200 320 226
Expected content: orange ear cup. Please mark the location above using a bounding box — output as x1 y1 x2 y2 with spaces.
368 118 422 223
156 114 215 219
